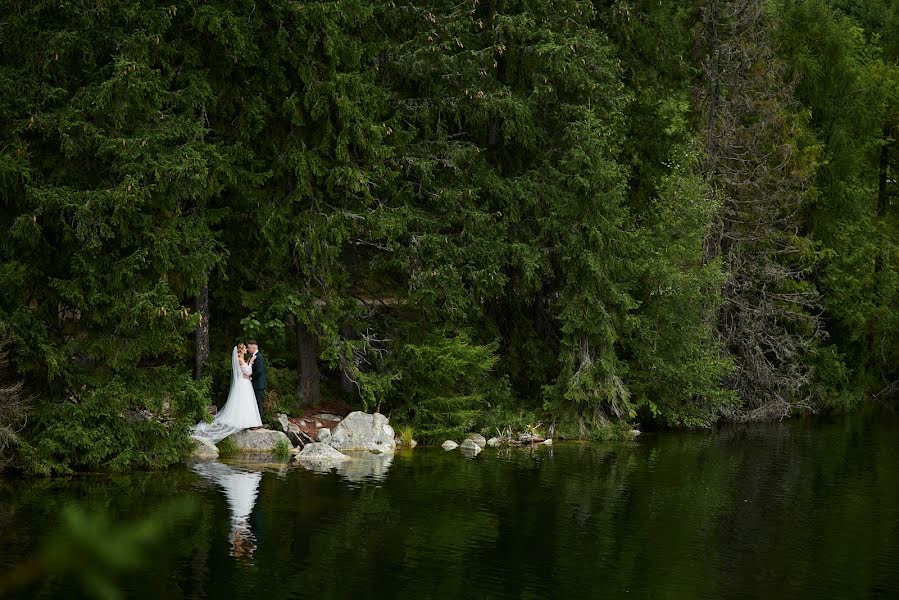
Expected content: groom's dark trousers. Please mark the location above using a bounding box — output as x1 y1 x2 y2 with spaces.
251 351 266 418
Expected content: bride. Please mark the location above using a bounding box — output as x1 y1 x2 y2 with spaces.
192 343 262 443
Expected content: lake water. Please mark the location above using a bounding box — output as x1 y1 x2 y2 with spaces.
2 411 898 599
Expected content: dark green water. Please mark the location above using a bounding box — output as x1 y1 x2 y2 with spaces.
2 412 898 599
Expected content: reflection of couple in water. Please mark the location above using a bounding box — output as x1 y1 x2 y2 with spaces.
191 462 262 559
230 527 256 558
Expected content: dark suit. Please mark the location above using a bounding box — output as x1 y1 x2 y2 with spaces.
251 351 266 417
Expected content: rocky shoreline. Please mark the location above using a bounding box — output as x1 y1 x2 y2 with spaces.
190 410 400 467
190 410 574 473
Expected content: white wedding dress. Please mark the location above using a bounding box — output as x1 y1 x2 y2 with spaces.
192 346 263 443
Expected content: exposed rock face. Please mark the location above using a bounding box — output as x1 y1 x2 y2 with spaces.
465 433 487 448
442 440 459 451
227 429 290 452
329 411 396 453
295 442 350 473
191 437 219 460
459 438 482 457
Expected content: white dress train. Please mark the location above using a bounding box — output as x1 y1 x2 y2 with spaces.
192 346 263 443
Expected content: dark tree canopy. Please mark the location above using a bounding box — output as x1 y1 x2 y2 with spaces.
0 0 896 473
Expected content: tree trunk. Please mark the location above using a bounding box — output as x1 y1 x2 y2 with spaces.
339 323 356 395
194 284 209 379
296 320 322 407
878 127 890 219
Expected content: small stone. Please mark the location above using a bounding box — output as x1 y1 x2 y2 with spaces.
316 428 332 444
313 413 343 422
543 438 553 446
410 439 418 449
315 421 322 428
276 413 290 432
300 419 308 426
465 433 487 448
442 440 459 451
486 437 500 447
459 438 482 457
630 429 641 437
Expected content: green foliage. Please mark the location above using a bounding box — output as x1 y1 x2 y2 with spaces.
395 424 415 448
0 0 896 473
0 498 197 599
389 330 501 442
18 370 208 475
263 366 300 415
273 438 290 460
774 0 899 401
216 436 237 460
480 405 541 439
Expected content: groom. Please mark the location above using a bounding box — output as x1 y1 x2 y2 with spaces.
247 339 266 422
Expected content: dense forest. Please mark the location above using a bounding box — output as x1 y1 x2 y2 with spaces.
0 0 896 474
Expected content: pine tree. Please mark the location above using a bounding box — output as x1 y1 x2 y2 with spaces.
0 1 230 472
775 0 899 403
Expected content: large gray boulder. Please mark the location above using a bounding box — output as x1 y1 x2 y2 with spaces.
460 438 482 457
442 440 459 451
465 433 487 448
190 437 219 460
329 411 396 454
227 429 290 452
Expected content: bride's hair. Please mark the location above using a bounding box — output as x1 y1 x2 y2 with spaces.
237 342 247 352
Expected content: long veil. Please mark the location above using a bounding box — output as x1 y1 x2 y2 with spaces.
191 346 244 443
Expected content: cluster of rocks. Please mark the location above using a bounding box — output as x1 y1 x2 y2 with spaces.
191 411 568 466
441 431 553 457
190 410 400 472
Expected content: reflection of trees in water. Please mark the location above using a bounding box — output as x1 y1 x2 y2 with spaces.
0 415 897 598
0 470 207 598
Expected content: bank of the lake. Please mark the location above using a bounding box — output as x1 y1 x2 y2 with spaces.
2 411 898 599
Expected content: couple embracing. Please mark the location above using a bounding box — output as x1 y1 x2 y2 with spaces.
192 340 267 443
